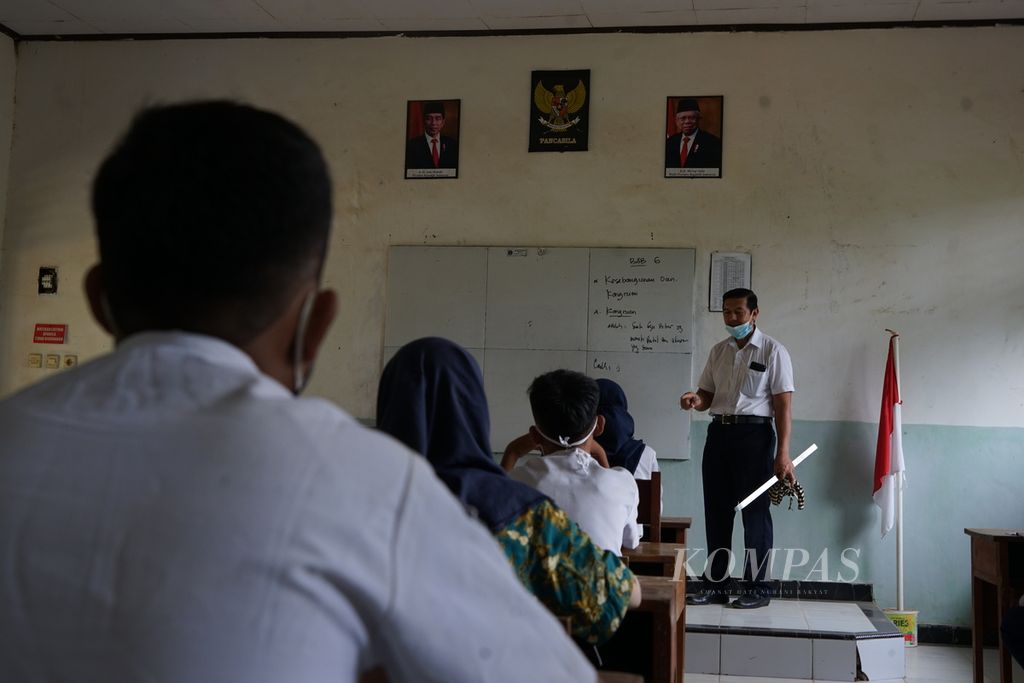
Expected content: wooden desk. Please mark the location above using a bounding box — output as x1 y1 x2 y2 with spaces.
623 541 688 578
660 516 692 545
965 528 1024 683
634 575 686 683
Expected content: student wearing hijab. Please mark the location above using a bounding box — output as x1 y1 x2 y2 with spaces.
596 379 661 481
377 337 641 646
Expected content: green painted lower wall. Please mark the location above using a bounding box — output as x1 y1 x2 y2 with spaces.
660 420 1024 627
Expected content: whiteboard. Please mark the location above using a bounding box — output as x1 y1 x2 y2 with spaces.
383 246 695 459
384 246 488 349
486 248 590 350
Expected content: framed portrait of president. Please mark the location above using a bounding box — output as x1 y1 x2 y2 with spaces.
664 96 723 178
405 99 460 179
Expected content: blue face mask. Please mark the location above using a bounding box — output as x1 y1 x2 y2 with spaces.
726 321 753 340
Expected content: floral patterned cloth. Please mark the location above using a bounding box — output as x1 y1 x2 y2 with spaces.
495 499 635 645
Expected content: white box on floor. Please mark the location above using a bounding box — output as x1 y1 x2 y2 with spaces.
856 636 906 680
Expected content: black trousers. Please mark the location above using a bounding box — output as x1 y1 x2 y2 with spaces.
701 421 775 591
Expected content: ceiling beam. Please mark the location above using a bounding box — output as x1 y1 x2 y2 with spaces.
0 22 20 42
6 16 1023 43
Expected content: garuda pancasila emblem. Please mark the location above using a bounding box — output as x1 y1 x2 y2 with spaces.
534 80 586 132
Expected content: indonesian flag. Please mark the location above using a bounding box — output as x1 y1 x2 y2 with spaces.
873 336 905 538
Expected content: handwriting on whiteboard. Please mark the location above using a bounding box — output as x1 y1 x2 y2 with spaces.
590 254 689 354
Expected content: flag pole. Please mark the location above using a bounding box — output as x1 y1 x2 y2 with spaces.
886 328 904 611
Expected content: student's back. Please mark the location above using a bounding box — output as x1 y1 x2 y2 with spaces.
0 101 593 683
510 446 640 555
0 334 593 681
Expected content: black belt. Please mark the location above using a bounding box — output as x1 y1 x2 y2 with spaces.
712 414 772 425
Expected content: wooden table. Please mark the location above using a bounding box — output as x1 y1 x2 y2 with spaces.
634 574 686 683
623 541 688 578
660 516 692 545
964 528 1024 683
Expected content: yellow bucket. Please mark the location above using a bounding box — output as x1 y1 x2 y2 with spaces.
883 608 919 647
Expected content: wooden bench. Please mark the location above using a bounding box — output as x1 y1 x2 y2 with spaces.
660 516 692 545
636 471 662 541
631 574 687 683
623 541 687 579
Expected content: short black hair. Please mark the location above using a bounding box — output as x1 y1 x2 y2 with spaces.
528 370 600 445
723 287 758 311
91 100 332 344
423 101 446 118
676 98 701 115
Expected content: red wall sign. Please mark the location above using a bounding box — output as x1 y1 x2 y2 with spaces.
33 324 67 344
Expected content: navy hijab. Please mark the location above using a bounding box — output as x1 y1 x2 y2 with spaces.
595 378 647 474
376 337 547 533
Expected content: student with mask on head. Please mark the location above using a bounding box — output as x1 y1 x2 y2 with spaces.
377 337 640 647
504 370 642 556
0 101 596 683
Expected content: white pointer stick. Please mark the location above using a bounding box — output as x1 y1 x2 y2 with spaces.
734 443 818 512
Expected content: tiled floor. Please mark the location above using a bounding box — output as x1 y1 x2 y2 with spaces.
686 643 1023 683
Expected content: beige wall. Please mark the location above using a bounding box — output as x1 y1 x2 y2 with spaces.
1 27 1023 626
0 34 14 291
1 28 1022 429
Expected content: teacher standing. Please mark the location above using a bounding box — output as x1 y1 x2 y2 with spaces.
680 288 795 609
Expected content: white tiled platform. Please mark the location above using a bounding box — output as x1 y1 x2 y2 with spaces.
686 643 1024 683
685 599 905 680
688 600 876 633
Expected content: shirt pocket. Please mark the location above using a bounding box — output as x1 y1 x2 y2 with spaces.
740 366 768 397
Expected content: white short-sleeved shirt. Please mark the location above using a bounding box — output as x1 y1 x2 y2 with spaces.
698 327 795 417
633 445 660 481
633 445 663 514
509 448 641 555
0 332 595 683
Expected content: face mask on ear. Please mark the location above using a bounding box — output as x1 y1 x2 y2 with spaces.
292 291 317 395
535 418 599 449
726 321 753 340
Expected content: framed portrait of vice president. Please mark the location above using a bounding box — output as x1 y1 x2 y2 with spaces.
665 96 723 179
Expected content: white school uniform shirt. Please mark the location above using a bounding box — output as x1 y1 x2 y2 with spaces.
510 448 641 555
632 445 664 514
0 332 594 683
633 444 660 481
698 326 795 417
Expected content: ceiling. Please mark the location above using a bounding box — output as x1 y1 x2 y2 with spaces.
1 0 1023 38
